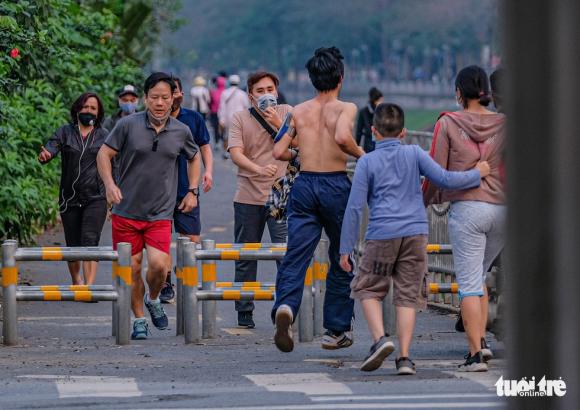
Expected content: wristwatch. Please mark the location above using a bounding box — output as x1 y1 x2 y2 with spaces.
188 187 200 196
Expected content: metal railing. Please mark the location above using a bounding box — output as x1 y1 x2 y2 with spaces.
174 237 330 345
1 240 132 346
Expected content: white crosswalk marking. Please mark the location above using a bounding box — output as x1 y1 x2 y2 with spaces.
18 375 141 398
310 393 498 402
443 369 505 390
149 403 504 410
222 327 254 335
245 372 352 395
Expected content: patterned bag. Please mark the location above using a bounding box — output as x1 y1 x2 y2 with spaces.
267 154 300 221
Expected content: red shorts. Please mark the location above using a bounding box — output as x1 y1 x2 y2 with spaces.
111 215 172 255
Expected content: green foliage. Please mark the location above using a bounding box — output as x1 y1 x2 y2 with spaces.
91 0 184 64
404 109 441 131
0 0 146 243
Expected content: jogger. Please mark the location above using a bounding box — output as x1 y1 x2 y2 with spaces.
272 172 354 332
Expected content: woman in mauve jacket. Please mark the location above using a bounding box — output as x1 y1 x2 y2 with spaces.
423 65 506 372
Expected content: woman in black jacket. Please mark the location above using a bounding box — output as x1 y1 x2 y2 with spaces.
355 87 384 153
38 92 109 285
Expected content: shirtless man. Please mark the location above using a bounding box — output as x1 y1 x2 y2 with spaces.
271 47 365 352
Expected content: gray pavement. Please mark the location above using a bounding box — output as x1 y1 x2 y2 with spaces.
0 153 507 409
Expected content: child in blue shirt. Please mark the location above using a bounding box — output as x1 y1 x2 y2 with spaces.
339 103 490 374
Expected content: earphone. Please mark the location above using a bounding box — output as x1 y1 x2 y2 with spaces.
58 124 94 214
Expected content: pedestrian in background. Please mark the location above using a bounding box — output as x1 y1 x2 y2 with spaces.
218 74 250 159
355 87 384 153
190 76 211 119
38 92 109 286
209 75 226 152
490 68 504 114
103 84 140 131
159 76 214 303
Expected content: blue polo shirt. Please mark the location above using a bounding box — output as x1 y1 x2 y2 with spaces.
176 107 210 199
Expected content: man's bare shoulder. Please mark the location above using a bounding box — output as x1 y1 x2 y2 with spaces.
293 100 316 114
338 101 358 112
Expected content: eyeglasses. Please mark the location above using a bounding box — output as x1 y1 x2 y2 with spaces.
152 135 159 152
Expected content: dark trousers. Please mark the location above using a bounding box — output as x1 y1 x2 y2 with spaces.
271 172 354 332
60 199 107 247
210 113 222 144
234 202 287 312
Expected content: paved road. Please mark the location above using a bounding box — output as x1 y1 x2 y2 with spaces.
0 153 507 409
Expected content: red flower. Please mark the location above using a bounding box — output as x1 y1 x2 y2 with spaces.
10 48 19 58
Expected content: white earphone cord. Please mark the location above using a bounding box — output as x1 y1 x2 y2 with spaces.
58 127 94 214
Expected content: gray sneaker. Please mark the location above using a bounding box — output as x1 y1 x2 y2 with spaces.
144 293 168 330
321 330 353 350
481 338 493 362
131 318 149 340
360 336 395 372
395 357 417 375
274 305 294 353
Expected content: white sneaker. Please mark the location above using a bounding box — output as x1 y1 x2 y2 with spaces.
321 329 354 350
274 305 294 352
481 338 494 362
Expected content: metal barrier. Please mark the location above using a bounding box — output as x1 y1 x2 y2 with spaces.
426 203 457 307
429 282 459 294
215 243 286 249
174 238 452 343
1 240 132 346
175 238 330 344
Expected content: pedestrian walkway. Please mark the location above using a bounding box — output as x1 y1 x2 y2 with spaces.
0 157 507 409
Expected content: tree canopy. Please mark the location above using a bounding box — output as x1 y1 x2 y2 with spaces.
0 0 179 242
161 0 500 80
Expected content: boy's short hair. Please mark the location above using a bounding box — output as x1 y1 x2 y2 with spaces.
373 103 405 137
305 47 344 92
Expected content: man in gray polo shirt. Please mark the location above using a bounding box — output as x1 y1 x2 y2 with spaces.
97 72 200 340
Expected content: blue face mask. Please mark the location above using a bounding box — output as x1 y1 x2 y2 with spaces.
256 93 277 111
371 130 377 142
120 102 137 114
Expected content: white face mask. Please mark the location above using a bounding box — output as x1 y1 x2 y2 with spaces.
455 96 464 109
255 93 277 111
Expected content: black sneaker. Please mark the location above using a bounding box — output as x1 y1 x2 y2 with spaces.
395 357 417 375
144 293 169 330
481 338 493 362
455 311 465 332
458 351 488 372
238 311 255 328
159 281 175 304
360 336 395 372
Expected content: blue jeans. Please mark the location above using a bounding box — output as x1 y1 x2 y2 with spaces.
271 172 354 332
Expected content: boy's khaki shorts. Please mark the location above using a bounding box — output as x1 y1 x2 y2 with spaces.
350 235 428 309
